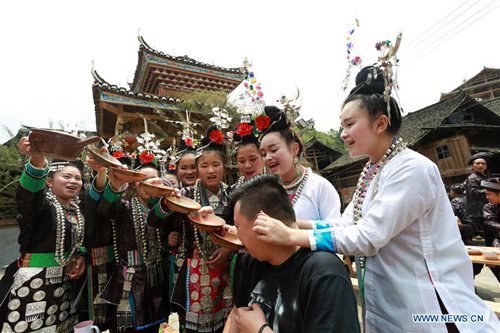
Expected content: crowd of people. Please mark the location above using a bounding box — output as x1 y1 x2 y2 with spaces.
1 64 500 333
449 152 500 281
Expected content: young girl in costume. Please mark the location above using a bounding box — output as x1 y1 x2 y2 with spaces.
97 157 171 333
252 66 500 332
82 145 129 331
220 119 264 224
149 125 234 333
258 105 341 220
0 137 86 333
176 137 198 188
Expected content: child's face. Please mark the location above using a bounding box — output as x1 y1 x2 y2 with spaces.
237 143 264 180
340 100 381 158
197 151 224 191
135 167 160 201
177 153 197 186
164 174 179 188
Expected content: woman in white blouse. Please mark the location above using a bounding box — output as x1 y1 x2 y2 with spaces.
258 105 341 221
253 67 500 333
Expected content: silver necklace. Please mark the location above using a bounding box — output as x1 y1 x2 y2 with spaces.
192 180 222 260
131 195 162 263
235 176 245 189
287 167 310 206
351 138 406 225
46 190 84 267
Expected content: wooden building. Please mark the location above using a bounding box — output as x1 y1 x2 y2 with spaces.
323 92 500 203
303 137 342 171
92 36 246 142
441 67 500 102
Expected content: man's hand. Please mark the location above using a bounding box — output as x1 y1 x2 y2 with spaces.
235 304 271 333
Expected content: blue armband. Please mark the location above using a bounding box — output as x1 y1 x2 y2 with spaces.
313 220 332 230
310 229 335 253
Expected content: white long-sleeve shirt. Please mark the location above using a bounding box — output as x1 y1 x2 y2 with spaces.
310 149 499 332
293 168 341 221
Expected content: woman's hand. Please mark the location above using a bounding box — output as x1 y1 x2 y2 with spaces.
234 304 270 333
162 188 182 210
207 247 232 268
85 147 109 173
141 177 163 186
253 211 311 248
198 206 214 218
253 211 294 245
67 256 86 280
222 224 237 236
18 136 46 167
108 168 128 192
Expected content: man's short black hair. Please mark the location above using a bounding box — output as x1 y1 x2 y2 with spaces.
229 174 295 225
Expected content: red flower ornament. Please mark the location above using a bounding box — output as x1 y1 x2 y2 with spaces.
139 150 155 165
184 137 194 148
236 123 254 137
112 151 125 159
255 115 271 132
209 130 224 145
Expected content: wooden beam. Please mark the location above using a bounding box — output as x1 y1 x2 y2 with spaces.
102 102 167 121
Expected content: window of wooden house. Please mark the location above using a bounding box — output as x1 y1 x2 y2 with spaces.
436 145 450 159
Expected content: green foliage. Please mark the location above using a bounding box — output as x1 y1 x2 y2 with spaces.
177 91 238 118
0 136 24 219
299 127 346 153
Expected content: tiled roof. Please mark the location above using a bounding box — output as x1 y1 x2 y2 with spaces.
137 35 244 74
131 36 246 92
483 97 500 117
92 67 181 104
445 67 500 93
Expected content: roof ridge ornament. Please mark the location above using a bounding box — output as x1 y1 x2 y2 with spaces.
91 60 106 84
138 34 153 51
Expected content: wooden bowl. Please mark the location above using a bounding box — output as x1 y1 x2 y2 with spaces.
188 213 226 232
29 129 101 160
211 232 244 251
108 167 149 183
165 196 201 214
140 182 174 198
87 146 122 168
